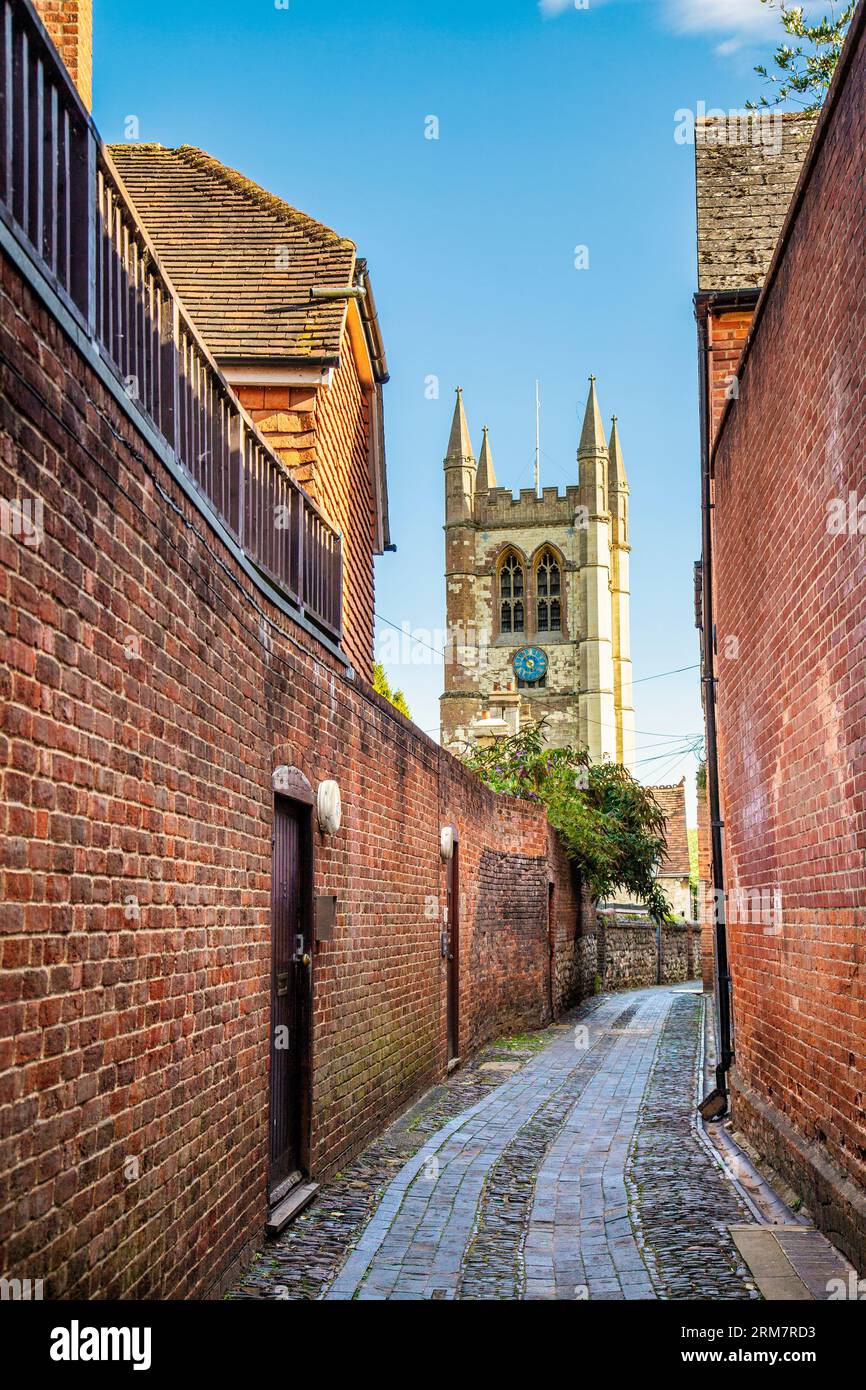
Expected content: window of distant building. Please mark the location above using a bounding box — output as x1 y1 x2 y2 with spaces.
536 548 562 634
499 550 525 635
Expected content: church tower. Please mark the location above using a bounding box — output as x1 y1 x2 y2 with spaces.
440 377 634 770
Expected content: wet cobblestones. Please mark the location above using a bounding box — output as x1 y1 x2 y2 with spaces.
627 992 759 1300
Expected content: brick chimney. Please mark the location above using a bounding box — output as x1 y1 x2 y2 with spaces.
34 1 92 109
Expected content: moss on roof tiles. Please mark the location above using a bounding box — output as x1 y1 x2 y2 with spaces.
695 112 817 293
109 143 356 362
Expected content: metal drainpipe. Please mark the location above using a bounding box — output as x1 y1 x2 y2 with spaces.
698 306 734 1096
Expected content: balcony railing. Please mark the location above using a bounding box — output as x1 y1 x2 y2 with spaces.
0 0 343 642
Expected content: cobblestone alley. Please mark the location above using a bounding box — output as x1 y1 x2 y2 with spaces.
230 986 762 1301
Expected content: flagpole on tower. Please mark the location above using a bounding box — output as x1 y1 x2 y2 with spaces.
534 379 541 498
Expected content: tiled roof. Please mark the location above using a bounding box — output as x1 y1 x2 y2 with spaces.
108 144 356 363
695 112 816 292
649 780 691 878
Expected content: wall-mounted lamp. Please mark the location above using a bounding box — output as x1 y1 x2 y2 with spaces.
317 780 342 834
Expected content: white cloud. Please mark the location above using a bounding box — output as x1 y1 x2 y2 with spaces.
539 0 827 43
664 0 779 39
538 0 614 17
715 36 746 56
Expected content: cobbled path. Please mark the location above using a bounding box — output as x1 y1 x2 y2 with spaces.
229 985 762 1301
627 992 758 1299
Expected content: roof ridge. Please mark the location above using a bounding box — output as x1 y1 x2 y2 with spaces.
173 146 355 253
696 110 817 124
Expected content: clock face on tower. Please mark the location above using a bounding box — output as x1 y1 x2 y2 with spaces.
513 646 548 684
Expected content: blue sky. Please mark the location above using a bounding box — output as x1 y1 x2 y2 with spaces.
92 0 793 811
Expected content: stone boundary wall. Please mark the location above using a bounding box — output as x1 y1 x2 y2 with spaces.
591 911 701 993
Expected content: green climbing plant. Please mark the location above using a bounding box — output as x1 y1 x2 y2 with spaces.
462 721 671 922
750 0 855 112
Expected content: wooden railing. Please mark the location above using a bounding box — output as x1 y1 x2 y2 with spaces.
0 0 343 642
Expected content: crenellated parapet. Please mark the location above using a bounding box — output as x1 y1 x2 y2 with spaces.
475 485 582 529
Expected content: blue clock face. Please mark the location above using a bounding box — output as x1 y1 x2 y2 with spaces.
513 646 548 683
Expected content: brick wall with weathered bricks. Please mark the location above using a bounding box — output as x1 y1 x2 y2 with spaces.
709 9 866 1271
0 245 592 1298
33 0 92 107
707 308 753 441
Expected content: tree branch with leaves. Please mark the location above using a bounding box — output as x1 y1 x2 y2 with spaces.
462 721 673 922
750 0 855 112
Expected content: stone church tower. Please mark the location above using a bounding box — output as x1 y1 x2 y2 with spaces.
440 378 636 771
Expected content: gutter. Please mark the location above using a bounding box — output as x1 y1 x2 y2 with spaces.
696 300 734 1101
354 257 389 384
694 287 760 316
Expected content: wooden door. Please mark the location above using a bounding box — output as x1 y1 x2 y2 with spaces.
270 798 311 1199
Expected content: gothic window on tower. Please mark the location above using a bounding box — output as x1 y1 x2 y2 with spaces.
499 552 525 635
536 549 562 634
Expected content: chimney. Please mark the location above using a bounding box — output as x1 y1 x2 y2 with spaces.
34 1 92 109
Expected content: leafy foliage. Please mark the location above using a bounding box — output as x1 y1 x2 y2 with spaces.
750 1 855 112
372 662 411 719
462 722 672 922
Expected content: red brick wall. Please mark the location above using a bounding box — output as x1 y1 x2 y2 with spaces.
0 251 584 1297
237 334 376 683
33 0 92 108
441 764 552 1053
707 308 753 444
696 779 714 990
710 11 866 1236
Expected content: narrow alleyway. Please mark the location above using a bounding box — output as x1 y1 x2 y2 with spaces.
230 987 761 1301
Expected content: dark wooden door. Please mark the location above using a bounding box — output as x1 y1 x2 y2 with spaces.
446 841 459 1062
270 799 311 1198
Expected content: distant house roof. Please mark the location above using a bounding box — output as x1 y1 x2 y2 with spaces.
108 144 365 367
650 780 691 879
695 113 816 292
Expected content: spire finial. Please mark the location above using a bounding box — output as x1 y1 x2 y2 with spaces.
445 385 475 465
608 413 628 493
578 375 608 459
476 424 496 491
